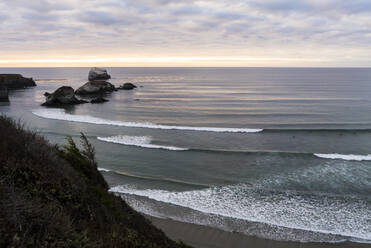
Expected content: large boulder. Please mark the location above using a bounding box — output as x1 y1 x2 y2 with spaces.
42 86 87 106
88 67 111 81
75 81 116 95
117 82 137 90
0 74 36 89
0 86 9 102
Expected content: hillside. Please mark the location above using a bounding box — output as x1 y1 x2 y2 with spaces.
0 115 189 248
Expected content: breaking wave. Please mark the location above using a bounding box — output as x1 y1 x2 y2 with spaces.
98 136 371 162
32 108 263 133
314 153 371 161
97 135 188 151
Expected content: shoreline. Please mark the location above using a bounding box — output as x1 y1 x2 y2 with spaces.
147 215 370 248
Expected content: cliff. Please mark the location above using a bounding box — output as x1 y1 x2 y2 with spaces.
0 116 189 248
0 74 36 102
0 85 8 102
0 74 36 89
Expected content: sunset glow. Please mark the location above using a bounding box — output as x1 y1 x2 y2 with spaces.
1 0 371 67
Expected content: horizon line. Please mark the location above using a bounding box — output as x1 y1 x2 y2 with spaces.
0 57 369 68
0 66 370 69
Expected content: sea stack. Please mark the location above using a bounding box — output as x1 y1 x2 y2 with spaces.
42 86 87 106
88 67 111 81
75 67 115 95
75 81 116 95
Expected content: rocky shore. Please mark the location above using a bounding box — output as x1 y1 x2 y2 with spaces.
0 74 36 102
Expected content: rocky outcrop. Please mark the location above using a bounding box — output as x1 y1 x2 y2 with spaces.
88 67 111 81
0 74 36 102
0 86 9 102
75 81 116 95
0 74 36 89
91 97 109 104
118 82 137 90
42 86 87 106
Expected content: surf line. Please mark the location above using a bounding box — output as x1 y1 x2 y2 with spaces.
32 108 263 133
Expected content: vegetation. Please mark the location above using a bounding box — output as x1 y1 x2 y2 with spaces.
0 116 190 248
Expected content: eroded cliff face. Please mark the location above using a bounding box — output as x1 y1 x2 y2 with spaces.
0 116 189 248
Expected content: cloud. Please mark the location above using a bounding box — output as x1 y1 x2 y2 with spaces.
0 0 370 66
79 11 121 25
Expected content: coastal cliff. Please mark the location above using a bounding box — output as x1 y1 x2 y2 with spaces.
0 74 36 89
0 116 189 248
0 74 36 102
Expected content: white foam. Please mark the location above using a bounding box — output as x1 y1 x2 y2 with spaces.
98 167 111 172
314 153 371 161
97 135 188 151
32 108 263 133
110 184 371 242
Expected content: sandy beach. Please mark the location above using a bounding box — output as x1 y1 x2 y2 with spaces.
148 216 370 248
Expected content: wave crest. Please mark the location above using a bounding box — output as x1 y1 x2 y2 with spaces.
97 135 188 151
32 109 262 133
314 153 371 161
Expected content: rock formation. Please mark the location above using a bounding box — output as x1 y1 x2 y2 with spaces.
0 74 36 89
0 74 37 102
88 67 111 81
75 81 116 95
42 86 87 106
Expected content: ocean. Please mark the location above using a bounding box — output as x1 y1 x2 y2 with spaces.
1 67 370 244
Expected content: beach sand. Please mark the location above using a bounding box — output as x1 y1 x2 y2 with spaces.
147 216 369 248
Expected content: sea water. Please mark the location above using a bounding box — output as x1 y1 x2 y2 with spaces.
1 67 370 243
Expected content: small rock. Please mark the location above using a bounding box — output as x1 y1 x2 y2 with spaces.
91 97 109 104
118 83 137 90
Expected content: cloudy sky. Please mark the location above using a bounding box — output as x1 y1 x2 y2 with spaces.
0 0 371 67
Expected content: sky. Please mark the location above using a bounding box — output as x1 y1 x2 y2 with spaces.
0 0 371 67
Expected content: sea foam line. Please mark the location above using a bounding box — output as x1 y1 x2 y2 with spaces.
32 108 262 133
110 184 371 242
314 153 371 161
97 135 188 151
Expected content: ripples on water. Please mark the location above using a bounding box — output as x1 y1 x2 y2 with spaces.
1 67 371 243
